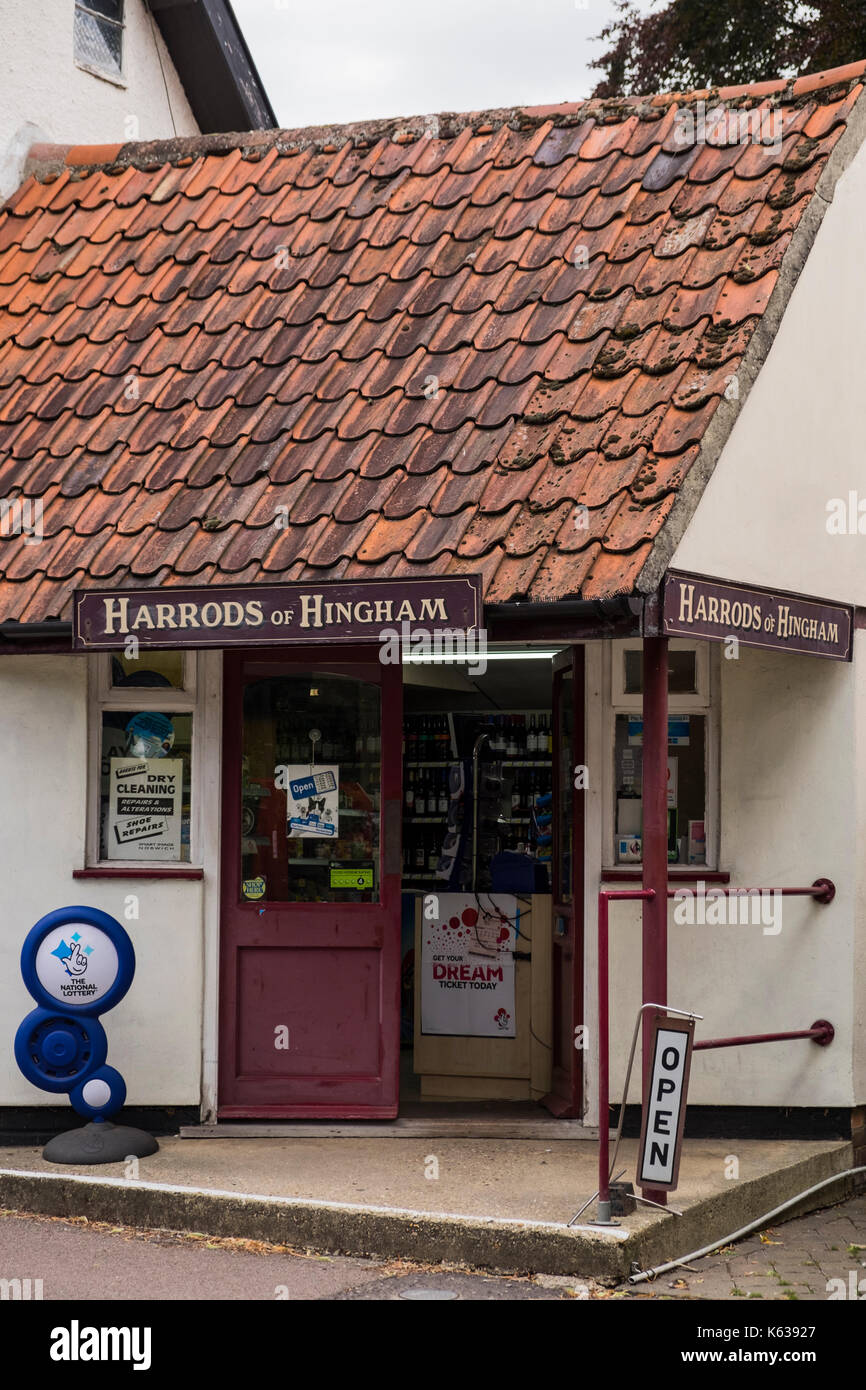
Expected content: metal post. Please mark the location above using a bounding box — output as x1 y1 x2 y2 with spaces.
641 633 668 1205
598 891 611 1221
595 888 654 1225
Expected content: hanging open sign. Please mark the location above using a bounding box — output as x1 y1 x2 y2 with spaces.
637 1013 695 1191
289 771 337 799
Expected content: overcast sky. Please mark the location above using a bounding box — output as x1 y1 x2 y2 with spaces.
231 0 656 129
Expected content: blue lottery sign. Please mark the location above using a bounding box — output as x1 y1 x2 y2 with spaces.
15 906 135 1122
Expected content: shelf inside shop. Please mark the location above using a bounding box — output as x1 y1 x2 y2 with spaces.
404 760 459 768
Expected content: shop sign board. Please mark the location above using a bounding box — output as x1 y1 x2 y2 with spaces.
663 571 852 661
421 895 517 1038
73 577 482 650
637 1013 695 1191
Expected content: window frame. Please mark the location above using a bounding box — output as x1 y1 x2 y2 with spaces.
603 639 719 872
610 637 710 710
86 651 201 869
74 0 126 87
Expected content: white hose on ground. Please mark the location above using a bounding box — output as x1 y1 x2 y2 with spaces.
628 1165 866 1285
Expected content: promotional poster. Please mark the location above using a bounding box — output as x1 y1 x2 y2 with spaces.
106 758 183 860
421 895 517 1037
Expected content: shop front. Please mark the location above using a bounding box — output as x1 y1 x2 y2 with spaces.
65 574 599 1121
2 66 866 1146
3 563 858 1141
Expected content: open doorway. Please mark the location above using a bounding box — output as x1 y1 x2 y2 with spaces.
399 646 585 1117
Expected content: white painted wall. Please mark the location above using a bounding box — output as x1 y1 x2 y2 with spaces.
0 653 204 1109
854 628 866 1104
671 129 866 608
0 0 197 199
588 640 858 1115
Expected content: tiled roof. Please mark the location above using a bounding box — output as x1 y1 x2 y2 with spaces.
0 63 864 622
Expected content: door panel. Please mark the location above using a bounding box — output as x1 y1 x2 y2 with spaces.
543 647 585 1117
218 648 402 1118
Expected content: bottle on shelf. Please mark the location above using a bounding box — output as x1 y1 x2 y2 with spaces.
527 713 537 755
506 717 518 758
415 771 427 817
437 770 448 815
437 715 450 757
404 769 415 815
414 835 426 871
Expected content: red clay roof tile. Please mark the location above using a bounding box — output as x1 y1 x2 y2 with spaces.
0 69 861 619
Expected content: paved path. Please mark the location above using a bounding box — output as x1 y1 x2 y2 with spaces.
620 1193 866 1301
0 1193 863 1300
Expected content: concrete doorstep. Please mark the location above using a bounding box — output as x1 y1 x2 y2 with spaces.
0 1137 857 1279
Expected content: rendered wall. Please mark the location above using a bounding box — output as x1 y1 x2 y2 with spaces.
0 0 197 198
587 641 857 1115
0 653 203 1109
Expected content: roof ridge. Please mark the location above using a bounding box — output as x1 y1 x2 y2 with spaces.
22 57 866 182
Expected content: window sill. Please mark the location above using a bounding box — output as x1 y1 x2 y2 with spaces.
73 867 203 880
74 60 127 89
600 868 730 883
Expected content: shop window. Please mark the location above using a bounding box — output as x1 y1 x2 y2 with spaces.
111 650 185 689
241 671 381 904
607 641 717 869
613 640 709 709
623 648 698 696
74 1 124 82
90 651 197 865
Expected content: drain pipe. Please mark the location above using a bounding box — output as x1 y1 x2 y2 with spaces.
628 1166 866 1284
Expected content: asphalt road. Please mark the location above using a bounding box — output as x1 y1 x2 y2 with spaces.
0 1211 572 1300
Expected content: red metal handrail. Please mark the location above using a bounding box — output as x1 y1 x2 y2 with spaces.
595 878 835 1224
664 878 835 904
694 1020 834 1050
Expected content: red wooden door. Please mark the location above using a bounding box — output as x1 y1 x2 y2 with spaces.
218 648 403 1118
542 646 585 1117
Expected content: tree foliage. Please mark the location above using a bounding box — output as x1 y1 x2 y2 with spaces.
590 0 866 98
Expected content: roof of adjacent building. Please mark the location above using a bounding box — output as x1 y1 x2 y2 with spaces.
150 0 277 134
0 61 864 624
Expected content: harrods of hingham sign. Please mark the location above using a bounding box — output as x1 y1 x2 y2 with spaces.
663 571 853 661
73 577 483 650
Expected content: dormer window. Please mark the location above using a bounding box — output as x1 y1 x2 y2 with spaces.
74 1 125 82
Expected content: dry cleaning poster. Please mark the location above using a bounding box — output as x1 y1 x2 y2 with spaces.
421 895 517 1037
107 758 183 860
